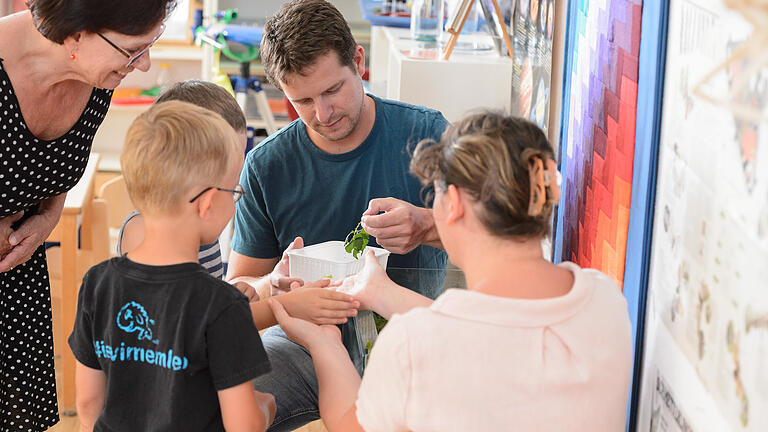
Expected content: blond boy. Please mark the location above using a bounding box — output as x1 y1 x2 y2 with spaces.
116 81 360 330
69 101 275 431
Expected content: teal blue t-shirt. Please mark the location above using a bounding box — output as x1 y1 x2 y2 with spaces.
231 94 448 298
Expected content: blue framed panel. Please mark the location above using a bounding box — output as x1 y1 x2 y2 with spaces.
552 0 580 264
623 0 670 428
553 0 671 428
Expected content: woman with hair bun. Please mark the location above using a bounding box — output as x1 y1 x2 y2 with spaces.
269 112 633 431
0 0 175 428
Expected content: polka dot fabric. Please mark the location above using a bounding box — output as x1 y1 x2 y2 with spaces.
0 59 112 430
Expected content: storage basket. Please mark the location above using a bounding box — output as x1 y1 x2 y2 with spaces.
287 240 390 372
287 240 390 284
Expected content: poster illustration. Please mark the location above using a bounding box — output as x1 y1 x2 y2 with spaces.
510 0 554 134
636 0 768 430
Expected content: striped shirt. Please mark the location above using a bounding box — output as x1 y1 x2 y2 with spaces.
117 210 224 279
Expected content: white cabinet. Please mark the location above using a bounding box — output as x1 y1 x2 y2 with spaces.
369 26 512 123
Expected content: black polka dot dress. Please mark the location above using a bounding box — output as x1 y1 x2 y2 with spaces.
0 58 111 431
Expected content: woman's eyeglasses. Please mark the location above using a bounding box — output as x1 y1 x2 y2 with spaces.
189 184 245 203
97 24 165 68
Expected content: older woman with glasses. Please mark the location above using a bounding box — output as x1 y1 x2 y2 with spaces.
0 0 175 429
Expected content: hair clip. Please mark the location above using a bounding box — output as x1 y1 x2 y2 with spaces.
527 156 546 217
543 159 561 204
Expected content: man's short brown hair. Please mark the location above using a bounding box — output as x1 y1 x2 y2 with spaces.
259 0 357 89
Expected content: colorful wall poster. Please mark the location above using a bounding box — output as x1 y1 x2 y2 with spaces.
553 0 643 287
636 0 768 430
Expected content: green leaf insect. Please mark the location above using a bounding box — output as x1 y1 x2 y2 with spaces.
344 222 369 259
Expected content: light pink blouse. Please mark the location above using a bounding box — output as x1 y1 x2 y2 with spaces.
356 262 633 432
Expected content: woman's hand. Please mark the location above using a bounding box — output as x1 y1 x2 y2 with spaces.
279 281 360 325
268 297 342 351
0 211 24 263
0 195 65 272
335 250 397 311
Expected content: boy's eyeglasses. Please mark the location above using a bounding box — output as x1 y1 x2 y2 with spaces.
97 24 165 68
189 184 245 203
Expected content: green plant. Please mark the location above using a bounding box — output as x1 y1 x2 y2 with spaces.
364 340 374 367
373 312 388 333
344 222 369 259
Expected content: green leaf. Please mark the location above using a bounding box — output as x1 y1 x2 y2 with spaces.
343 222 370 260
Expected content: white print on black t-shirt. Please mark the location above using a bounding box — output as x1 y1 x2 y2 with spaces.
92 301 190 371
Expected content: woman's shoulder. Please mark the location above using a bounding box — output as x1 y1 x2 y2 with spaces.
559 261 622 295
559 261 631 331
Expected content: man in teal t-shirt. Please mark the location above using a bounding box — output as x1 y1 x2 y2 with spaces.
227 1 448 430
232 93 448 293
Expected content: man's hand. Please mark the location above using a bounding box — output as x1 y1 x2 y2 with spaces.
227 237 308 303
268 237 305 295
279 280 360 325
268 298 343 351
361 197 442 254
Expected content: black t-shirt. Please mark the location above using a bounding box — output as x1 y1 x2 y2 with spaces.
69 257 271 432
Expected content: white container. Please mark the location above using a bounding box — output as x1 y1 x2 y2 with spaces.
287 240 390 372
287 240 390 284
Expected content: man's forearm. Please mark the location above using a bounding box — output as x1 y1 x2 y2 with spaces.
418 208 443 249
